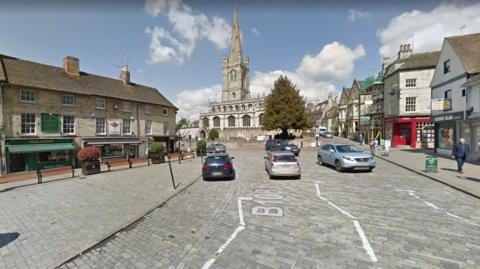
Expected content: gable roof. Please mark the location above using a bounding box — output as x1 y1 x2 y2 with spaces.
446 33 480 74
385 51 440 78
339 87 351 105
0 54 177 109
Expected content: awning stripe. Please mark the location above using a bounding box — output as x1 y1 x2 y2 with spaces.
7 143 74 154
86 140 142 145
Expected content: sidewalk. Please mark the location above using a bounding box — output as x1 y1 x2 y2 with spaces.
0 158 202 269
376 147 480 199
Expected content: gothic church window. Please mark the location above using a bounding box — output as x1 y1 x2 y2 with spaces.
213 116 220 127
232 92 236 99
228 115 235 127
259 114 264 126
203 118 209 128
242 115 251 127
241 104 245 110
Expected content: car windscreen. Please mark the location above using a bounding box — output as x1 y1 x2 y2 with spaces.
205 156 228 163
273 155 296 162
336 145 361 153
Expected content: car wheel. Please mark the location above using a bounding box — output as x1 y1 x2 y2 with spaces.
335 160 344 172
318 155 324 166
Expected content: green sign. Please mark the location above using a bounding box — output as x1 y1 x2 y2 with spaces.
425 155 438 173
41 113 60 133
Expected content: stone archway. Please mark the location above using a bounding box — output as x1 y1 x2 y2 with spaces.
200 130 206 139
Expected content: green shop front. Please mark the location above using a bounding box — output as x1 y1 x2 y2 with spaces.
6 138 75 173
433 111 464 156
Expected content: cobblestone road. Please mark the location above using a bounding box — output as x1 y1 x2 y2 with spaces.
59 147 480 269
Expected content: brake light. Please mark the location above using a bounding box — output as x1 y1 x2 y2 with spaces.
203 163 209 170
223 162 233 169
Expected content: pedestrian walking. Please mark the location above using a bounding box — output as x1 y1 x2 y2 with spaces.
452 138 470 174
369 137 378 155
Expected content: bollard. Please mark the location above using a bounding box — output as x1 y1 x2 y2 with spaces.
167 155 178 189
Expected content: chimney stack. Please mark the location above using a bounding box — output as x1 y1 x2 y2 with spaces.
63 56 80 76
120 65 130 85
382 57 390 74
398 44 413 60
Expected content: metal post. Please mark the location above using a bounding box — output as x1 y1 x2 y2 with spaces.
167 155 178 189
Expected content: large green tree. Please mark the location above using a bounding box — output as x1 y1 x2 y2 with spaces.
175 118 189 133
263 76 314 138
208 129 219 141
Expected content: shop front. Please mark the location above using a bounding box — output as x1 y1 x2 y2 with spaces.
384 116 432 148
433 112 464 156
5 138 74 173
152 135 177 152
83 137 142 160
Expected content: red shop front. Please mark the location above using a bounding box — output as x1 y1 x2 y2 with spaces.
383 116 431 148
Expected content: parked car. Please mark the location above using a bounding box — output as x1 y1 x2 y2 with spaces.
202 153 235 180
317 144 375 172
206 143 226 154
265 139 288 151
264 151 301 179
321 132 333 138
284 144 300 156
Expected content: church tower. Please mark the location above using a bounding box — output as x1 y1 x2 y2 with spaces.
221 4 250 102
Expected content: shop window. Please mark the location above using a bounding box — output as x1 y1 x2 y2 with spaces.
96 99 106 110
63 116 75 134
102 145 123 158
405 97 416 112
416 122 434 143
62 95 75 106
96 117 106 134
123 119 131 134
122 102 131 112
20 90 36 103
145 120 152 135
21 113 36 134
39 151 69 163
438 125 454 149
405 79 417 88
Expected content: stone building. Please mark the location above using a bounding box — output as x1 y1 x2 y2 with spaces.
338 87 350 137
383 44 439 148
0 54 177 173
358 72 384 141
431 33 480 161
199 6 272 140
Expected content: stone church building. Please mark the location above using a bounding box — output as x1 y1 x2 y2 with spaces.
199 7 271 140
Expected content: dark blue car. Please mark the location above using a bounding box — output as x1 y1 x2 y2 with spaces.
202 153 235 180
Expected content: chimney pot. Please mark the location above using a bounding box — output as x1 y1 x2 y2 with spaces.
63 56 80 76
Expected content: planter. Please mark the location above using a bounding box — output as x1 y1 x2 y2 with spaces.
151 153 165 164
81 160 101 175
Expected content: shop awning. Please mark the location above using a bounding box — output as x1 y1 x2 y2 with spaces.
86 140 142 146
7 143 74 154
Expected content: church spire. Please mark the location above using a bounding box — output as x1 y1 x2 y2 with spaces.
229 3 242 63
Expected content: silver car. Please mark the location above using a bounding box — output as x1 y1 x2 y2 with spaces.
206 143 226 154
264 151 301 179
317 143 375 172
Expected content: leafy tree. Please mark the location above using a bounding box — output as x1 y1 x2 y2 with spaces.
263 76 314 138
208 128 219 141
175 118 189 132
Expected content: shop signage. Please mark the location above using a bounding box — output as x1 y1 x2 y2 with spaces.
6 138 72 145
41 113 60 133
109 121 121 135
433 112 464 122
431 98 451 111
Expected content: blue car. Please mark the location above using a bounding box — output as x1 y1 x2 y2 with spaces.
202 153 235 180
317 144 375 172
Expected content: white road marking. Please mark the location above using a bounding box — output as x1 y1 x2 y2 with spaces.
396 190 480 227
353 220 378 263
201 197 252 269
314 183 377 264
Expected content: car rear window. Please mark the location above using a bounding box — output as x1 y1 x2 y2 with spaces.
273 155 296 162
205 156 228 163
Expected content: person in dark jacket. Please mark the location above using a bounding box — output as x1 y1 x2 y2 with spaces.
451 138 470 174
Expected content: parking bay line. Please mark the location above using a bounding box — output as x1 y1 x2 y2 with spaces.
201 197 252 269
314 183 379 264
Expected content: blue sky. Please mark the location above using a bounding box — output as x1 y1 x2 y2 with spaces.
1 0 480 119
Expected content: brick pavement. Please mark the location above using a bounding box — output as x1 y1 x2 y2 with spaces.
60 148 480 269
0 158 202 269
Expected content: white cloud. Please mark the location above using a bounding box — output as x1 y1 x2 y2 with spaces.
144 0 231 64
251 28 261 36
348 9 371 22
377 1 480 58
175 84 222 120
